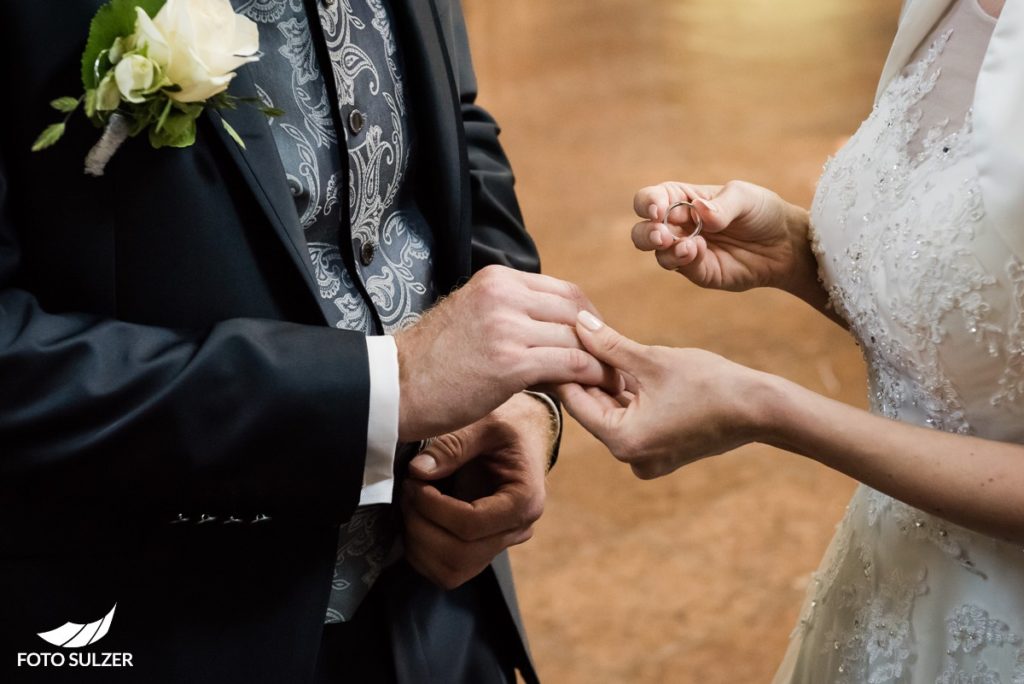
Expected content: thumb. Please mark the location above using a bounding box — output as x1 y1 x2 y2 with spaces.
575 311 648 374
693 182 749 234
408 422 485 481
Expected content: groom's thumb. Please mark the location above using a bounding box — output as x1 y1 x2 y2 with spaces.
575 311 647 373
409 423 484 481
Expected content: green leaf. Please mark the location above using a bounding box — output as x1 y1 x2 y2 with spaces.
50 96 81 113
210 93 239 111
259 107 285 118
148 109 197 149
220 118 246 150
81 0 167 89
31 123 67 152
84 89 98 119
155 96 174 133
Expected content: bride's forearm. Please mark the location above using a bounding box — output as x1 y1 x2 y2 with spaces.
757 373 1024 544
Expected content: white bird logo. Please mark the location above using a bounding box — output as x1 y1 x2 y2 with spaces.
36 604 117 648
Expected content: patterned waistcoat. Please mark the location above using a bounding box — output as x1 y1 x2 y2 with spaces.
235 0 437 622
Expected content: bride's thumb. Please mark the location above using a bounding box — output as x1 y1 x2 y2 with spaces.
695 182 746 232
575 311 647 372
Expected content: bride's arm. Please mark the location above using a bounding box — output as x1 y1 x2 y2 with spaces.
765 374 1024 544
559 312 1024 545
632 181 847 328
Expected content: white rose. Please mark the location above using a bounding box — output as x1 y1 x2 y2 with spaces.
114 54 158 103
133 0 259 103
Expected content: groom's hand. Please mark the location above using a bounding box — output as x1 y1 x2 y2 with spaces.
395 265 619 442
400 393 553 590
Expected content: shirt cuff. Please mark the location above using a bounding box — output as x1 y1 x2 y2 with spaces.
522 390 562 470
360 336 399 506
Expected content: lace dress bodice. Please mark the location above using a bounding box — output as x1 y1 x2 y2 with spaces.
775 1 1024 681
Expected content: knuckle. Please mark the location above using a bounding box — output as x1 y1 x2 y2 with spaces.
631 463 659 480
476 265 513 295
489 340 522 370
566 348 591 374
521 498 545 527
655 250 679 270
436 569 460 591
564 281 586 304
438 559 472 590
432 433 464 462
610 435 640 463
603 333 626 357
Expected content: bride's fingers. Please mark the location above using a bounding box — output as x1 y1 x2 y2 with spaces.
584 385 622 412
633 185 673 219
619 368 640 394
631 220 657 251
655 241 695 270
634 182 723 219
555 383 618 442
674 238 716 285
632 220 679 251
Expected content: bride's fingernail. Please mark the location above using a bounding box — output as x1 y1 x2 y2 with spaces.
578 310 604 331
649 229 663 247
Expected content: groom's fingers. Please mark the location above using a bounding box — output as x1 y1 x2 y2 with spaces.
402 496 532 590
573 312 650 375
523 291 584 326
523 347 622 393
519 272 602 318
520 322 584 350
404 480 528 542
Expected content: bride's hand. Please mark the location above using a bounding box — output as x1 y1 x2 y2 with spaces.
556 311 777 479
632 180 817 296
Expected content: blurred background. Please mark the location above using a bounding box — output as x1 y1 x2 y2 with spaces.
459 1 901 682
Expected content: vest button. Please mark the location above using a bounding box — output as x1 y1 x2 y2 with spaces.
360 241 376 266
348 108 365 135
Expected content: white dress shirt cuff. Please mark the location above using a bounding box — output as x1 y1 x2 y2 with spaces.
360 336 399 506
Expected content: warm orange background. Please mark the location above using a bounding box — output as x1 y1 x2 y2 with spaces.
461 1 900 681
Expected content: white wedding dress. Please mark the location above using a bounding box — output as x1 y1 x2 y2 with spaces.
774 1 1024 682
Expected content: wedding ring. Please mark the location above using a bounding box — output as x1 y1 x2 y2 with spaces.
664 201 703 241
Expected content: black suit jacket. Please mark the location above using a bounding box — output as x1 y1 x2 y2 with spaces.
0 0 542 681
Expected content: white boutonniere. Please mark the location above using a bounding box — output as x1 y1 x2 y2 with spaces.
33 0 282 176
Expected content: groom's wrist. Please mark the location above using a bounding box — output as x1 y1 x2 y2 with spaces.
521 390 561 472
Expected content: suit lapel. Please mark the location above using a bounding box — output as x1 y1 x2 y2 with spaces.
395 0 472 290
876 0 956 101
210 68 326 318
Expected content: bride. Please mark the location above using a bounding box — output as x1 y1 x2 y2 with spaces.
558 0 1024 680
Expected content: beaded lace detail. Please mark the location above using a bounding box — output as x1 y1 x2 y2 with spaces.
782 14 1024 682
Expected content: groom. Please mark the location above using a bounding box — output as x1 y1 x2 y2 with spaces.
0 0 608 682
